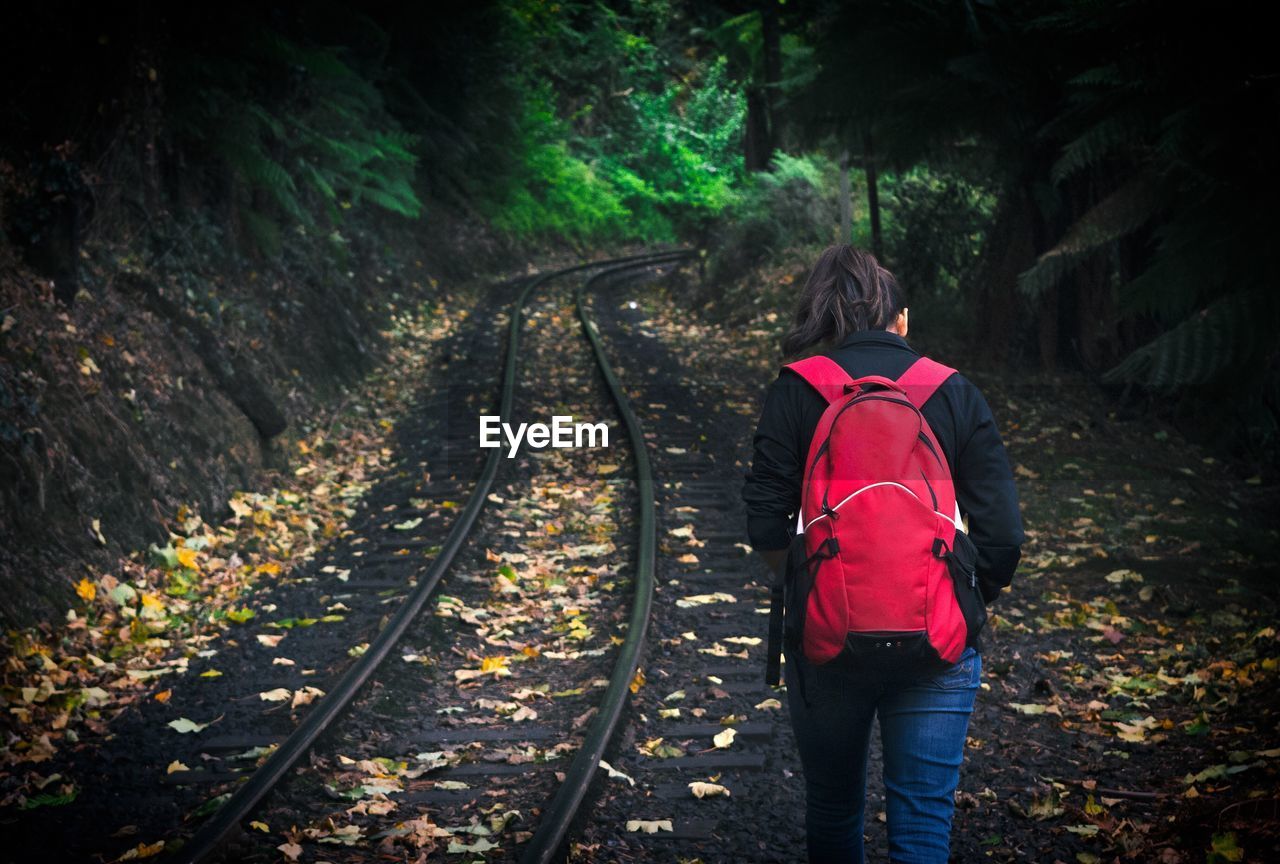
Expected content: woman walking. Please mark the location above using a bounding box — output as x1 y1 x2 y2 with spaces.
742 244 1025 863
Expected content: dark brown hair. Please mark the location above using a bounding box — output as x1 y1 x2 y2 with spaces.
780 244 907 357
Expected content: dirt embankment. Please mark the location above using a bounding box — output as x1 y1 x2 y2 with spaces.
0 205 516 626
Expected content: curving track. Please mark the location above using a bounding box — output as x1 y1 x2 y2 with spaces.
168 250 691 863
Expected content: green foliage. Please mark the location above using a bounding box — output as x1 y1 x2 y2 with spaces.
478 11 747 246
485 87 631 244
708 151 839 284
171 22 422 256
880 166 996 309
599 55 745 238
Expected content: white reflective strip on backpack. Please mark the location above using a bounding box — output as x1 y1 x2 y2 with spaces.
799 481 959 534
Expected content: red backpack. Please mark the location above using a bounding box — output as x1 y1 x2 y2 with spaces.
764 354 988 688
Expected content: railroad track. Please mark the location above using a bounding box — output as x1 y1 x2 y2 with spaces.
12 249 822 864
133 250 688 863
565 270 811 862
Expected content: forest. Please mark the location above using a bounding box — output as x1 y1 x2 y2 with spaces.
1 2 1277 863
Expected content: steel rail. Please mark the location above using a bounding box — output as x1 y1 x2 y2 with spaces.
173 249 689 864
519 251 694 864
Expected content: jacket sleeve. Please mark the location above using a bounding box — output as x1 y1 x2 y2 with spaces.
953 377 1025 603
741 371 806 552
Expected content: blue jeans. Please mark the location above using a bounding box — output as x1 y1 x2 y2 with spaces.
784 646 982 863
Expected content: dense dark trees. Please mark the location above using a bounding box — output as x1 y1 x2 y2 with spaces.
3 0 1276 446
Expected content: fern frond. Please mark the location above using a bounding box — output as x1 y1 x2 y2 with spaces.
241 207 283 257
1104 290 1276 391
1050 109 1147 184
1018 172 1162 298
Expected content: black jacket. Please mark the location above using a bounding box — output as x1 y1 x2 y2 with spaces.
741 329 1025 604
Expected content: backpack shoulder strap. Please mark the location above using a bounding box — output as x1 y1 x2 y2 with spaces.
783 355 853 405
895 356 957 410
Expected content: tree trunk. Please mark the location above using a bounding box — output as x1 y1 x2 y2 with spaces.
761 2 781 154
863 131 882 260
969 183 1039 365
838 148 852 243
1037 281 1060 371
744 87 770 172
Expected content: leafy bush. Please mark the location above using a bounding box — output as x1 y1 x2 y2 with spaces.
708 151 840 285
171 26 422 256
481 55 746 247
480 86 630 245
880 166 996 315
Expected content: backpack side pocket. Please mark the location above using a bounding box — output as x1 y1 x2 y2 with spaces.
947 529 988 648
782 531 813 661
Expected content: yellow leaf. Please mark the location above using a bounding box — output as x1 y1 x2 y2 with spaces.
250 821 269 833
75 578 97 603
153 689 172 704
176 547 199 570
688 781 731 799
712 728 736 749
480 656 509 673
291 686 324 709
256 561 281 575
199 669 222 678
166 760 189 774
117 840 165 860
140 593 165 612
596 464 620 475
630 668 646 694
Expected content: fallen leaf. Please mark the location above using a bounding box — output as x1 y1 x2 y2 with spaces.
689 781 731 799
291 686 324 709
625 819 673 834
1010 702 1062 716
599 760 635 786
447 837 498 853
676 592 736 609
258 688 291 702
713 728 736 749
